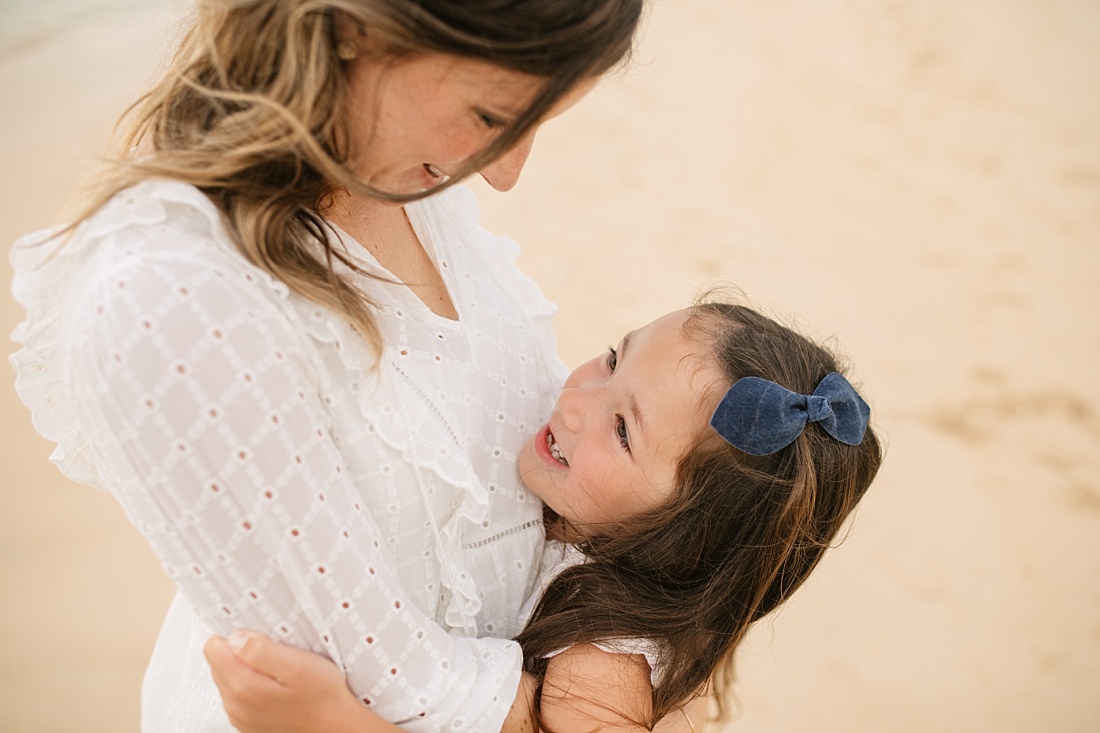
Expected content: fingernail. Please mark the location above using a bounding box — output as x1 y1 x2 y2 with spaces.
228 630 249 654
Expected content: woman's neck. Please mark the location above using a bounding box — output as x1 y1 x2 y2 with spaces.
324 189 459 320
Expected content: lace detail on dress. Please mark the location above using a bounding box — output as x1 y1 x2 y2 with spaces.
463 519 544 550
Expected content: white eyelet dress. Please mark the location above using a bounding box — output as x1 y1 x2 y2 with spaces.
10 179 568 732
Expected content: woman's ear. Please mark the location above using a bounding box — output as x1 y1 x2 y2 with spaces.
332 9 367 60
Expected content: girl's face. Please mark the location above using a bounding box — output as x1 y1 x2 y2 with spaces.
518 310 724 537
343 53 594 194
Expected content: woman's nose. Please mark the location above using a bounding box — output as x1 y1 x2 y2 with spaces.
478 137 534 192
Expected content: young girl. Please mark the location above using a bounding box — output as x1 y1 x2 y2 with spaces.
204 300 883 732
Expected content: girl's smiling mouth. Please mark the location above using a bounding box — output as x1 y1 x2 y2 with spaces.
546 428 569 467
536 424 569 468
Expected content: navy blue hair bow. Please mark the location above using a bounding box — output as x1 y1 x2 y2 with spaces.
710 372 870 456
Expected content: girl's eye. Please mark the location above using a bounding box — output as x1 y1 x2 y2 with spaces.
606 346 618 372
615 415 631 453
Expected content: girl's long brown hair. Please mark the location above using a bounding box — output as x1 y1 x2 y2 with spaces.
516 302 884 725
72 0 643 354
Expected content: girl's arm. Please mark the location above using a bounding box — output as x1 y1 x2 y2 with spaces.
206 632 706 733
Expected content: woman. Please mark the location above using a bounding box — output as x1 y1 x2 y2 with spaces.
10 1 643 731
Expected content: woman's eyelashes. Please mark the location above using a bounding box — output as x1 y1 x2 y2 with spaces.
606 346 618 372
476 110 508 130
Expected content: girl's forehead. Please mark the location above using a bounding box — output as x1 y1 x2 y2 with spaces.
631 312 725 445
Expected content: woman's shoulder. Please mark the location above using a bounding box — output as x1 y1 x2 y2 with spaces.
8 180 299 486
12 179 231 274
12 179 292 310
71 178 227 257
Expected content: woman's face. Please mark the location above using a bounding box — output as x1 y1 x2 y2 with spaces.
343 53 594 194
518 310 725 537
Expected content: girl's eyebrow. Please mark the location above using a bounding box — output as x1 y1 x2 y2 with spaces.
629 392 647 447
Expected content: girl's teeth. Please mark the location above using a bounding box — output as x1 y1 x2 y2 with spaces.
546 431 569 467
425 164 448 180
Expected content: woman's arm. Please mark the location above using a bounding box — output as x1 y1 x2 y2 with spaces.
206 633 706 733
64 221 521 730
205 632 539 733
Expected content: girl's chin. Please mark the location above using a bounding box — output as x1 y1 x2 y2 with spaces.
517 442 557 506
516 441 539 486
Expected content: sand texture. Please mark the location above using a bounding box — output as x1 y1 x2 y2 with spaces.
1 1 1098 731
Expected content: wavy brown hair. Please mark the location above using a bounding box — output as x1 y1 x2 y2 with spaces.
517 302 884 726
73 0 644 354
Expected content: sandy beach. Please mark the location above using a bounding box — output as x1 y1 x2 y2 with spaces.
2 1 1098 731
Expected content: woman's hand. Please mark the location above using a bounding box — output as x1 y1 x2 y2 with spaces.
204 631 388 733
208 631 542 733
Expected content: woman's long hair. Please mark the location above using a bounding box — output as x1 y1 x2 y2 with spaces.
517 302 884 725
72 0 644 354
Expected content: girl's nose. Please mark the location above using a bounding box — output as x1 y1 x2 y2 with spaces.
478 137 534 192
557 384 590 434
557 357 603 433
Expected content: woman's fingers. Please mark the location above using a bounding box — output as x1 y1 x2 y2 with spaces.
216 630 346 689
204 635 275 684
204 632 364 733
204 634 283 727
207 629 299 682
225 630 281 678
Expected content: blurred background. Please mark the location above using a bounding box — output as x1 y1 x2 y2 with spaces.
1 1 1098 731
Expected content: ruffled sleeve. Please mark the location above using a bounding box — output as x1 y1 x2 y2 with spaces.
527 543 667 687
12 226 99 484
9 180 522 732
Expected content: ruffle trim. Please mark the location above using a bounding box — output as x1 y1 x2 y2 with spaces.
292 282 489 630
11 225 99 485
533 543 666 686
378 185 572 628
419 186 569 416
